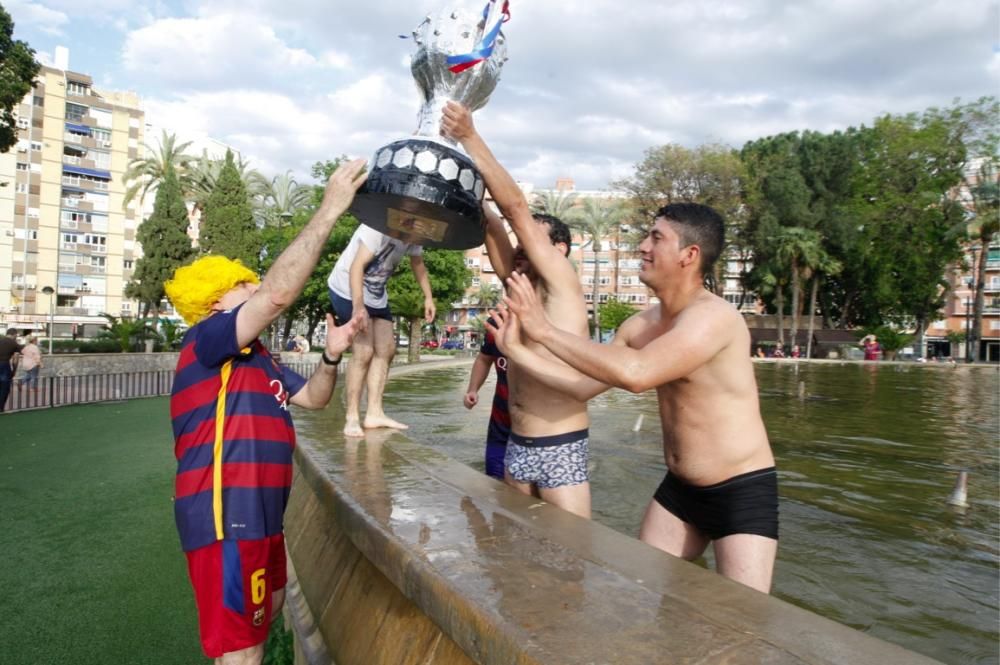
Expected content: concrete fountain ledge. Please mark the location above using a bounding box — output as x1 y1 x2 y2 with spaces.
283 361 942 665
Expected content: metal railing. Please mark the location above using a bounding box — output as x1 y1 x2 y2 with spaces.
3 361 324 413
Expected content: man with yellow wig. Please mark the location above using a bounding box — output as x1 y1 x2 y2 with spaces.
166 160 367 664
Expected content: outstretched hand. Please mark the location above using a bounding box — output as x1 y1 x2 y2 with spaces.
503 272 551 342
320 158 368 215
485 304 523 357
324 311 362 358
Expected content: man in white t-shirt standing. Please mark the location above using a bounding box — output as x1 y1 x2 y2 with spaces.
328 224 435 436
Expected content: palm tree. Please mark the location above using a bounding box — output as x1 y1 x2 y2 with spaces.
531 189 578 220
475 281 502 308
122 130 194 209
569 197 626 339
261 171 312 227
804 250 842 359
774 227 823 349
187 149 268 216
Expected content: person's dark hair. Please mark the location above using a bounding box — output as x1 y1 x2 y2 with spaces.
533 213 572 257
5 328 17 336
654 203 725 277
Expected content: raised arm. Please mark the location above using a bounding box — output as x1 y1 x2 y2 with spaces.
503 272 730 393
409 254 436 323
441 103 578 296
482 203 514 282
289 311 363 409
236 159 367 348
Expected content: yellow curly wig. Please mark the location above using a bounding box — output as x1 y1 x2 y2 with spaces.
165 256 260 325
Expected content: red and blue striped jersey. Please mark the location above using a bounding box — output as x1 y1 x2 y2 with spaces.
170 305 306 552
480 319 510 446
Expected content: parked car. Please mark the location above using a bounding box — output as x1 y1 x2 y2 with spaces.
441 339 465 350
397 336 410 347
420 339 439 349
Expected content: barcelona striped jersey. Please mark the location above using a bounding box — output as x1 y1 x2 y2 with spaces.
481 319 510 446
171 305 306 552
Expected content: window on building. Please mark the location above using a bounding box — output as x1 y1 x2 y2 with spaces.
16 117 28 129
32 96 43 107
65 102 88 122
67 81 89 96
16 163 28 171
123 259 134 270
15 183 27 193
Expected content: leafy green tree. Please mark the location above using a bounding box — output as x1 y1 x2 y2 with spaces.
848 112 967 336
122 130 194 208
0 7 39 153
127 164 195 318
388 249 471 363
199 149 260 269
598 297 638 333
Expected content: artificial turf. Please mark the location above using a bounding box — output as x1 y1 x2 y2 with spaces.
1 397 206 665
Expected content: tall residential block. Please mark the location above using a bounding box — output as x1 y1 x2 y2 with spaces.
0 63 144 339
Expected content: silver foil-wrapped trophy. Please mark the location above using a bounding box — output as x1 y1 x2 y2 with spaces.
349 2 509 249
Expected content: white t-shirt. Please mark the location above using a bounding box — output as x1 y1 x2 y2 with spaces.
327 225 422 309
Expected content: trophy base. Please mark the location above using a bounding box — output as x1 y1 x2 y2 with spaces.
349 138 486 250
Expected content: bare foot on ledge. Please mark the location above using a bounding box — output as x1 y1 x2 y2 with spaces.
343 418 365 437
363 414 409 430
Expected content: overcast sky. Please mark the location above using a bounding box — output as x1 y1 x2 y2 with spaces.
7 0 999 189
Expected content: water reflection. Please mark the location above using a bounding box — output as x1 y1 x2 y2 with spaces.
385 363 999 665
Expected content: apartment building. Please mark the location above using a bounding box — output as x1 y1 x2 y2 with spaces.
923 239 1000 362
0 55 145 340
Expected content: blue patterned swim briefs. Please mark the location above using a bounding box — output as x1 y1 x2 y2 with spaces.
504 429 589 489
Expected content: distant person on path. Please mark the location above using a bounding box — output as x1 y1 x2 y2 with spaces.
0 328 23 411
293 334 310 354
165 159 367 665
327 224 435 437
17 335 42 393
862 334 881 361
463 317 510 480
791 345 801 359
490 203 779 593
443 101 593 519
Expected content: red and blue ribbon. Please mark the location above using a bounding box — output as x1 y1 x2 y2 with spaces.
446 1 510 74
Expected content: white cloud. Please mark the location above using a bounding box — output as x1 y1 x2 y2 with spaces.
121 13 353 90
17 0 991 190
6 0 69 36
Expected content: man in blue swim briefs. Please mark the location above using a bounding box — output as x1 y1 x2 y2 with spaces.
442 103 592 519
492 203 779 593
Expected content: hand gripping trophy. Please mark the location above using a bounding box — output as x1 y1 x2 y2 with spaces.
349 1 510 249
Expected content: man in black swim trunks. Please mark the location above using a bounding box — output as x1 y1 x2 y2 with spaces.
491 203 778 593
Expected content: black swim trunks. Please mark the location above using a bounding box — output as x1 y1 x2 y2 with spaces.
653 467 778 540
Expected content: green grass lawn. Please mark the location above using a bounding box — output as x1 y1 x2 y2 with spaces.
1 397 206 665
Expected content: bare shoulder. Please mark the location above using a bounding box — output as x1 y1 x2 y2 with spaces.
677 291 748 340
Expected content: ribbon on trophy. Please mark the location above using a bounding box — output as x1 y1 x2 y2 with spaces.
446 0 510 73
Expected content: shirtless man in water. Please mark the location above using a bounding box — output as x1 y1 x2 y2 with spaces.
490 203 778 592
442 101 592 519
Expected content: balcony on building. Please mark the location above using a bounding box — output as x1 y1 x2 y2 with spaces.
62 165 111 194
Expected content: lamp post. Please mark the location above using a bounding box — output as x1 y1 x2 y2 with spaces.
41 286 54 354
